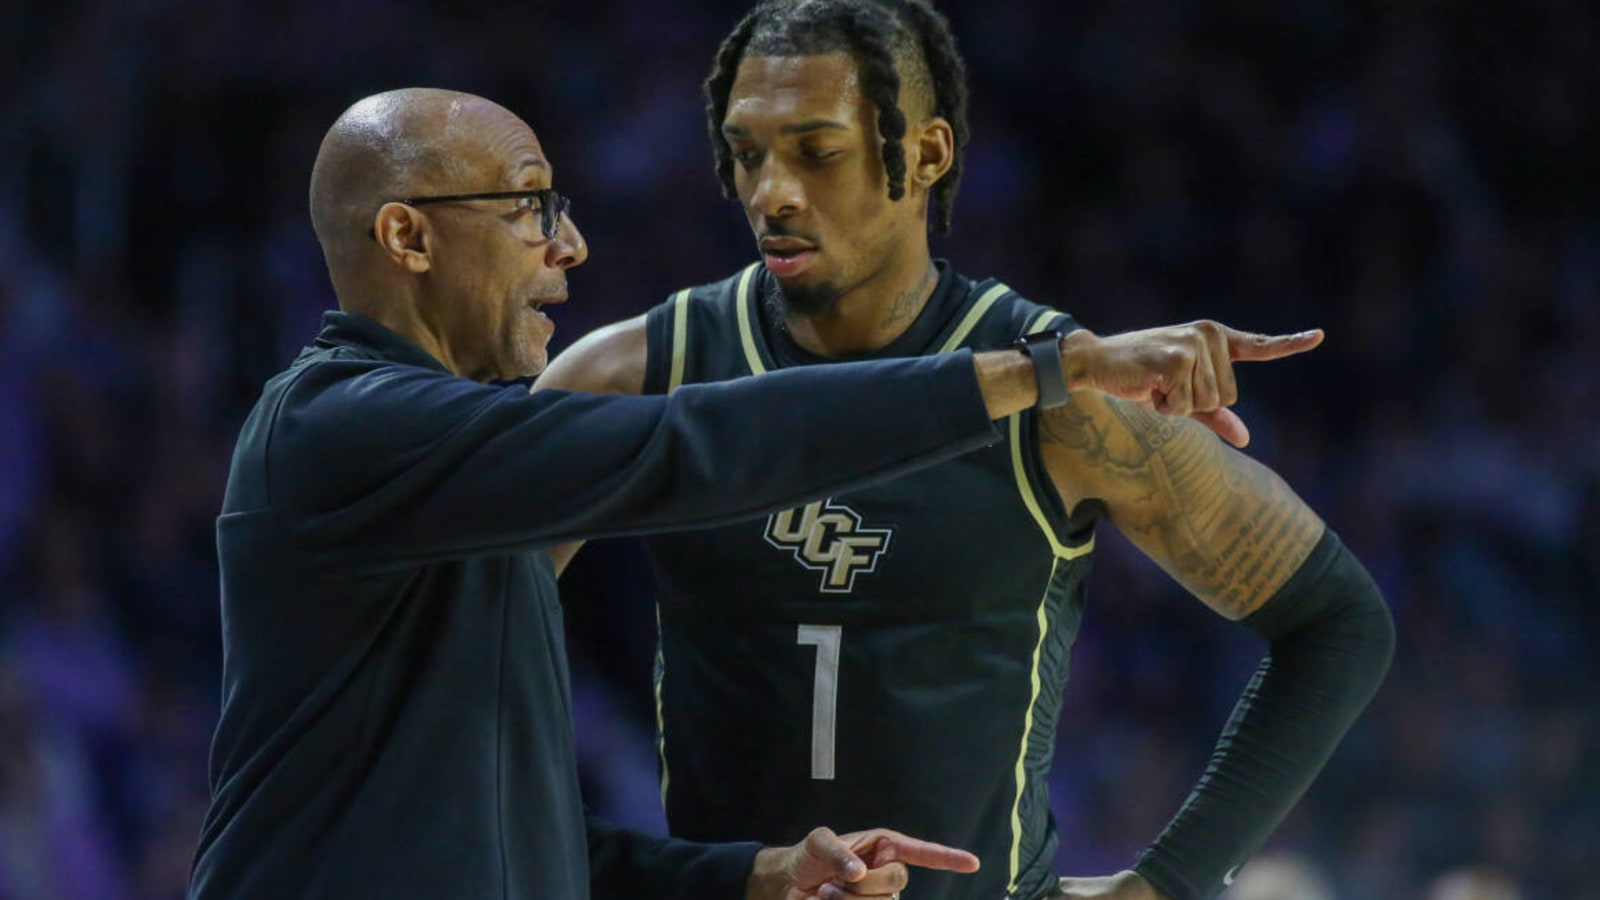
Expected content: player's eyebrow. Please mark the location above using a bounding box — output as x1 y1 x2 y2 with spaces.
722 120 851 138
779 119 850 136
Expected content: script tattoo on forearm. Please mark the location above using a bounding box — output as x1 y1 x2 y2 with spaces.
1041 397 1321 617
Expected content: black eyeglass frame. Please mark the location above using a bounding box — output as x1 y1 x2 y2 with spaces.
398 188 571 239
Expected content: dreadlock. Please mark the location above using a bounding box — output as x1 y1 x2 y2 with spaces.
703 0 971 235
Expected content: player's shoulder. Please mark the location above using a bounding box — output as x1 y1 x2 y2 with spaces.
534 313 649 395
536 265 761 395
655 263 765 344
672 262 762 315
952 268 1083 343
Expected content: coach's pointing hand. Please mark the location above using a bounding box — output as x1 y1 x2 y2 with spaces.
1059 321 1325 448
748 826 980 900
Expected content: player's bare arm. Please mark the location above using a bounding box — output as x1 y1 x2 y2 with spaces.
1036 334 1391 900
535 313 650 396
1037 390 1322 619
531 314 649 574
1034 393 1319 900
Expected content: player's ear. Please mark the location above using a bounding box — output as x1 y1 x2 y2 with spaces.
910 117 954 190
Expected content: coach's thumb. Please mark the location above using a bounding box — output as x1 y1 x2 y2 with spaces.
807 828 867 882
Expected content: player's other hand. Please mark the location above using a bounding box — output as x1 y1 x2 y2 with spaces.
1062 321 1325 448
1051 870 1167 899
748 826 980 900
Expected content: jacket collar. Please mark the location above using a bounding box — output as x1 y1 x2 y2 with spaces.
312 311 450 374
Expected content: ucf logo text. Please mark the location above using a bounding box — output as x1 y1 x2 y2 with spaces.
764 499 894 593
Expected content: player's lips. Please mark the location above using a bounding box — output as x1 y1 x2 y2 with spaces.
759 237 819 278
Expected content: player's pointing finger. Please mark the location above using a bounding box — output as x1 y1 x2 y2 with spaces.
1224 326 1325 362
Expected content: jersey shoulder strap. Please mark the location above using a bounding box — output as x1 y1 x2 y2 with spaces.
642 264 764 393
944 278 1082 352
945 277 1098 547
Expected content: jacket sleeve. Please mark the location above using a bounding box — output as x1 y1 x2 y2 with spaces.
263 350 998 571
587 817 759 899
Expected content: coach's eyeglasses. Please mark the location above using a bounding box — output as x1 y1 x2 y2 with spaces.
394 188 573 240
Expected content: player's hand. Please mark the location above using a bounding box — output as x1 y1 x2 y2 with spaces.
1061 321 1324 448
747 826 980 900
1050 870 1166 899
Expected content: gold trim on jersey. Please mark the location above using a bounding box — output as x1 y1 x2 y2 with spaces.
1011 313 1094 560
1007 556 1060 894
668 288 692 392
736 271 1013 373
1009 414 1095 560
936 282 1013 353
733 263 767 375
654 604 671 809
1023 309 1057 336
1004 311 1092 891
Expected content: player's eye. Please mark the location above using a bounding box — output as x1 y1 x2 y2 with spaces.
516 195 544 215
731 148 763 169
802 148 843 162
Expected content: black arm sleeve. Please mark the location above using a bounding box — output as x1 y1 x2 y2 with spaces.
1132 529 1396 900
587 818 760 900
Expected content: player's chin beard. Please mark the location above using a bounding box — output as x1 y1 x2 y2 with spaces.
768 278 842 321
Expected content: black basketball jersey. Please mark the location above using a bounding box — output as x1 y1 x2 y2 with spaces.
638 262 1096 900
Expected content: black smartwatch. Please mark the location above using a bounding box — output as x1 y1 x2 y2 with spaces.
1014 329 1069 409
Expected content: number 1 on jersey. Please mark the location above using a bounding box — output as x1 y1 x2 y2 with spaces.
796 624 841 780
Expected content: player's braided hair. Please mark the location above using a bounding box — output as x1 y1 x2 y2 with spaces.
703 0 970 234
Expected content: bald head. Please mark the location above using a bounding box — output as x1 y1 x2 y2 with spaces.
309 88 544 294
302 88 581 381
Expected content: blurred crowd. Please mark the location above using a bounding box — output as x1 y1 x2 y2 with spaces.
0 1 1595 898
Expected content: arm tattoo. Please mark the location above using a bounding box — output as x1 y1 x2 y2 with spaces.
1037 399 1106 455
1040 397 1322 618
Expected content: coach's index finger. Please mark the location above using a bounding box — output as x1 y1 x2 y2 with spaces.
847 830 981 874
1225 326 1326 362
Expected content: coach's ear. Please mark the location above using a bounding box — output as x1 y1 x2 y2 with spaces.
373 202 433 273
910 116 954 190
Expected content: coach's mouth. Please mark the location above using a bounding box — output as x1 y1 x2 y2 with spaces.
528 293 568 313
